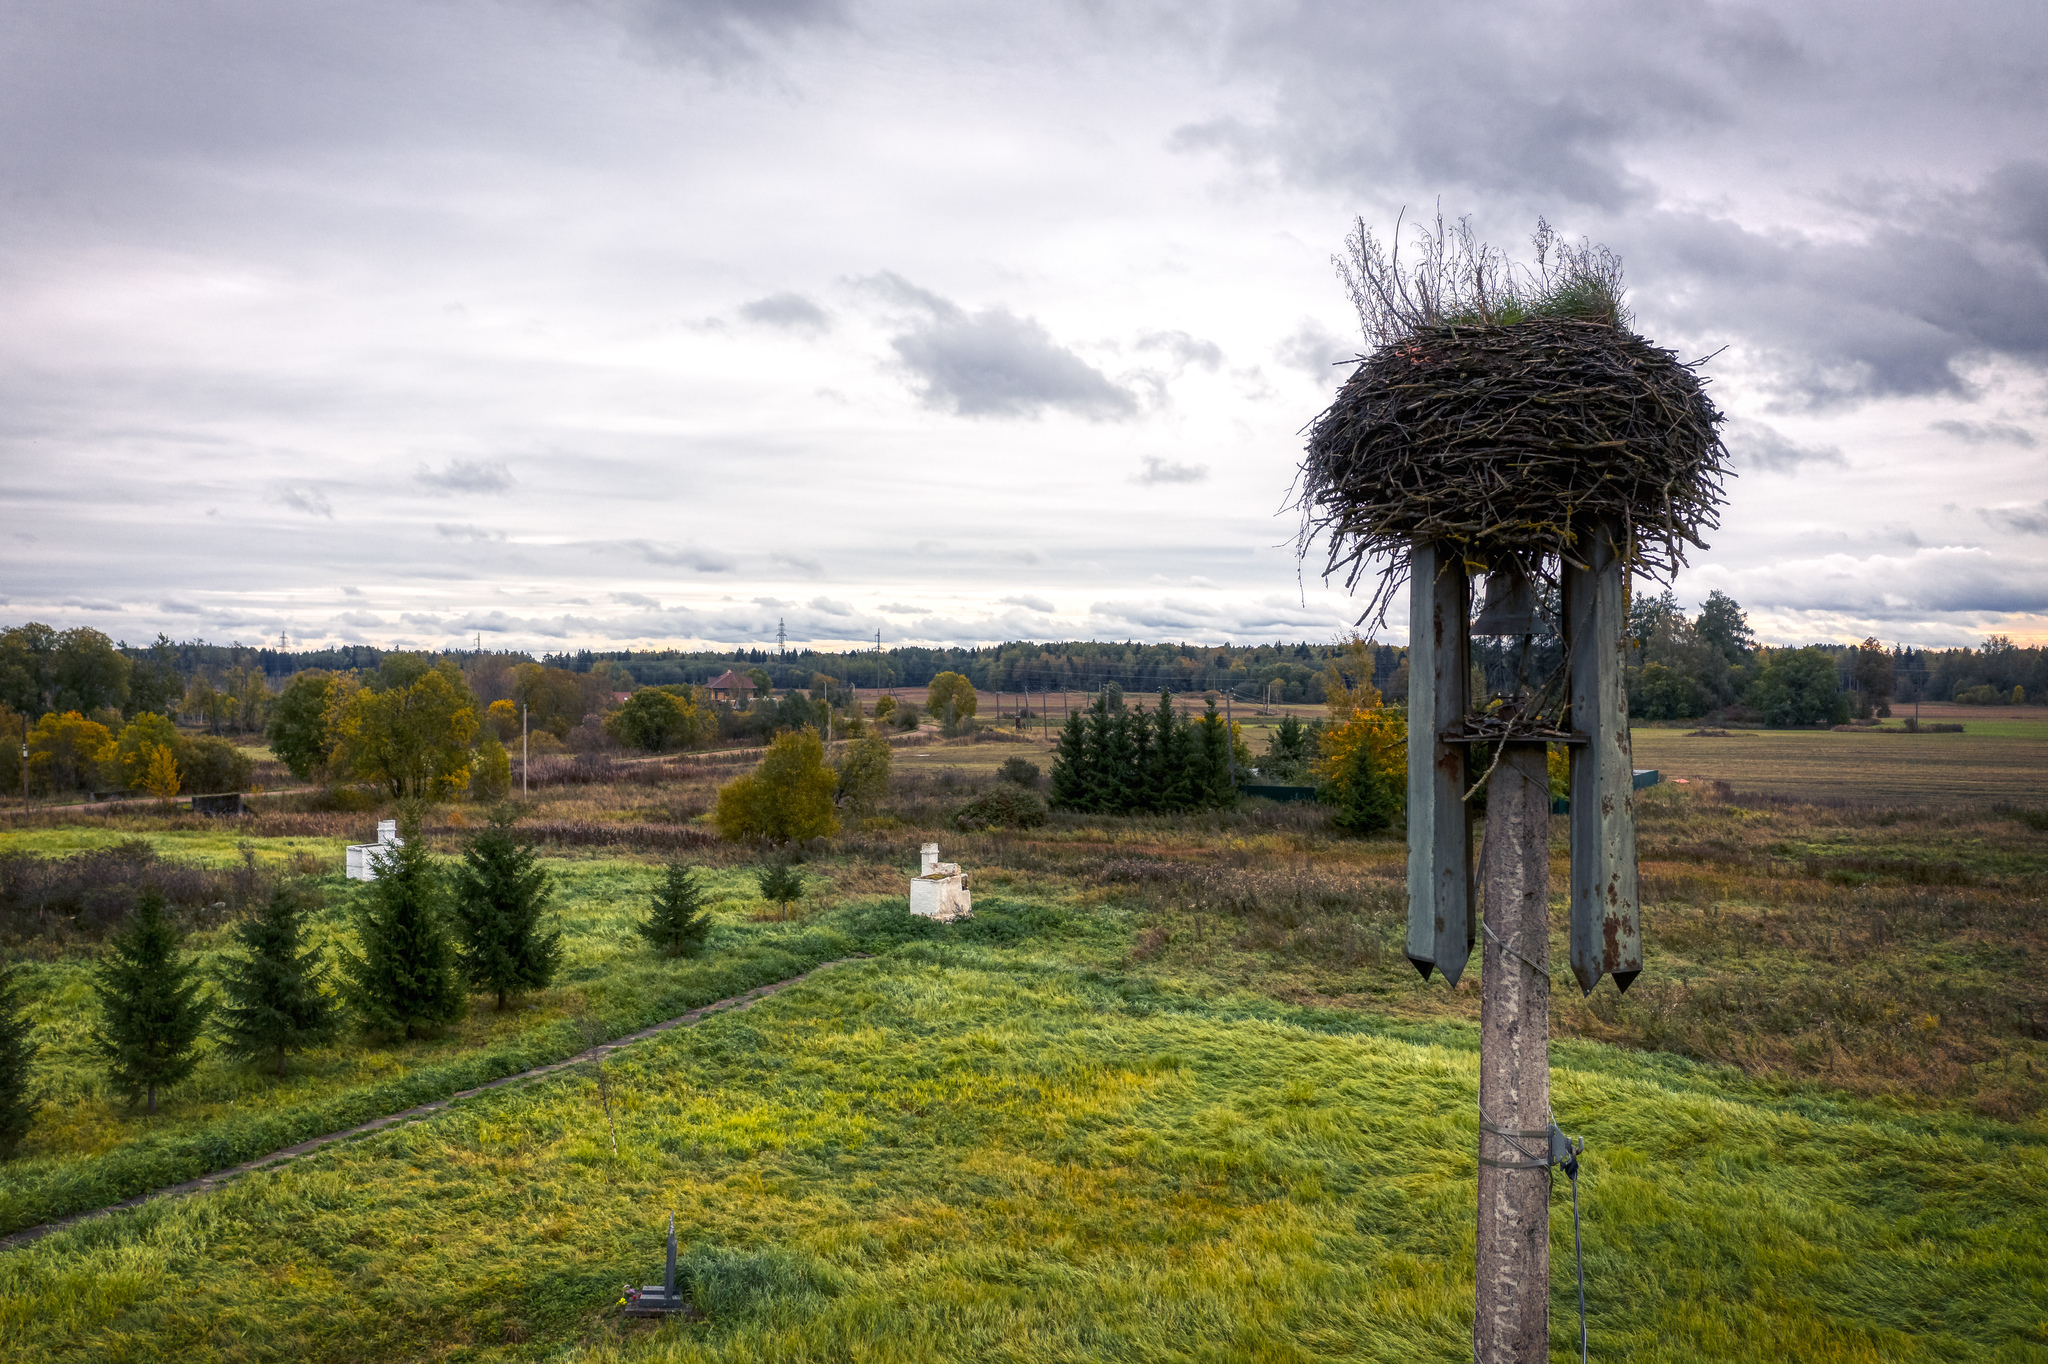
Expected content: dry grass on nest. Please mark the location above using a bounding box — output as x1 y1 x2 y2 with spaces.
1297 317 1729 622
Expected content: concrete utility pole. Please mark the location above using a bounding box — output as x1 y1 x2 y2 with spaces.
1473 739 1553 1363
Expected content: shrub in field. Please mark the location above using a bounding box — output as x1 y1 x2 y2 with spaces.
997 757 1040 787
107 712 179 789
339 809 467 1037
954 787 1048 831
26 710 113 794
266 671 336 780
833 734 893 815
715 730 839 843
325 656 480 800
605 687 713 752
178 734 254 793
214 885 340 1075
926 672 977 722
484 698 521 743
1314 706 1405 835
448 807 562 1010
90 889 209 1114
0 841 269 940
638 863 713 957
0 959 40 1158
470 732 512 801
1748 647 1851 727
140 744 181 802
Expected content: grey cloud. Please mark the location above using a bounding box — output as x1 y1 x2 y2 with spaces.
625 540 737 572
808 596 853 615
1136 456 1208 485
739 291 832 332
1698 546 2048 615
596 0 847 69
401 612 448 628
613 591 661 607
1932 418 2036 446
876 602 929 614
417 459 514 495
1274 318 1357 379
1724 419 1846 472
1086 594 1349 639
1181 3 1793 210
1135 330 1223 370
1645 167 2048 402
771 550 824 576
62 598 122 612
436 522 508 540
274 486 334 518
753 596 790 608
862 272 1137 420
332 610 385 627
999 594 1055 612
160 599 203 614
1984 500 2048 536
452 608 567 637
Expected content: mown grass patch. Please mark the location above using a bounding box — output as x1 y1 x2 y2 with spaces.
1 946 2040 1362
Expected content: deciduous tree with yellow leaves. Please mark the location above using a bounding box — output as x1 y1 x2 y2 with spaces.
1314 634 1406 835
325 656 480 800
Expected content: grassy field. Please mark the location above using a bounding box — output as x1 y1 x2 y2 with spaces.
0 854 906 1236
1 725 2045 1360
1630 724 2048 803
1 940 2040 1362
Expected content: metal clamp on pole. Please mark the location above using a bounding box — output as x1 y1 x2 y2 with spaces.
1476 1108 1591 1364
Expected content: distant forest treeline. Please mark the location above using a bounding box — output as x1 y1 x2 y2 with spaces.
0 610 2043 737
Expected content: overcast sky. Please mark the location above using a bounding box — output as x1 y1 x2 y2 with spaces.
3 0 2044 655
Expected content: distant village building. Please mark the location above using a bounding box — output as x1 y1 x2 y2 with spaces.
706 670 749 704
346 820 402 881
910 842 972 921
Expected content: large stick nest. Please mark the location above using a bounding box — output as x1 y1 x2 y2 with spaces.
1297 317 1729 624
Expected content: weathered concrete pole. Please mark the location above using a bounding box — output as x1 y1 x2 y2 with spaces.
1473 740 1552 1363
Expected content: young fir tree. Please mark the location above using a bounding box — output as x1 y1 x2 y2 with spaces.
340 810 467 1037
448 806 562 1009
637 863 714 958
90 889 209 1114
214 884 340 1075
753 859 806 922
1323 739 1400 835
1048 710 1091 811
0 959 42 1158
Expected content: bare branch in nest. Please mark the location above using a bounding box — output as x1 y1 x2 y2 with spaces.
1336 208 1635 355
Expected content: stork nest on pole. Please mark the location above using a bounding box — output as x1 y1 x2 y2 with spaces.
1296 316 1730 626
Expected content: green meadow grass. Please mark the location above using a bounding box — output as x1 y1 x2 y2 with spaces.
1 929 2041 1363
0 858 909 1236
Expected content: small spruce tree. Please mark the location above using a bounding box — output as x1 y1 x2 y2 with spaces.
214 885 340 1075
340 809 467 1038
0 959 42 1158
448 806 562 1009
753 859 806 922
637 863 714 958
90 889 210 1114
